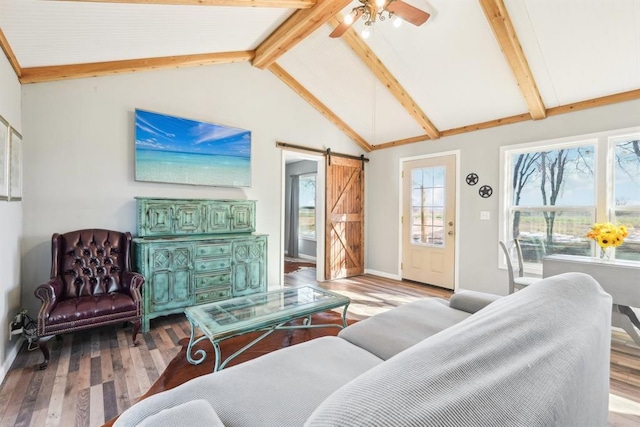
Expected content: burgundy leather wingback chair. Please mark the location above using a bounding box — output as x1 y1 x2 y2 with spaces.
34 229 144 369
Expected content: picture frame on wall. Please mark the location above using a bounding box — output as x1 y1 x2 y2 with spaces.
135 109 252 188
9 127 22 201
0 116 9 200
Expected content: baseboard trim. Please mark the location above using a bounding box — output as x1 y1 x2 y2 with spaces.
365 269 402 281
297 254 317 261
0 338 23 383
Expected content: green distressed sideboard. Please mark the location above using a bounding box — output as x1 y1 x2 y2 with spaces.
133 198 268 332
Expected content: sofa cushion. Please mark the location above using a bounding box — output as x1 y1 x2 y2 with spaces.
305 273 612 427
114 336 383 427
138 400 224 427
338 297 471 360
448 290 501 314
48 293 136 325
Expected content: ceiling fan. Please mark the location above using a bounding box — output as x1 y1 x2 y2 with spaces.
330 0 430 39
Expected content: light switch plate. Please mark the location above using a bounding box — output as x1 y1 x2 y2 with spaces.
480 211 491 220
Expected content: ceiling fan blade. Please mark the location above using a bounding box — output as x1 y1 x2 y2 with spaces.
386 0 430 26
330 8 363 38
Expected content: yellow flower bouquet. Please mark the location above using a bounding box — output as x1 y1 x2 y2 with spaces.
586 222 628 259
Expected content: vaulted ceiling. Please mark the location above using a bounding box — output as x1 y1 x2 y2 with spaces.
1 0 639 152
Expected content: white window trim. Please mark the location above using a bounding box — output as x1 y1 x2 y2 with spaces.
499 126 640 275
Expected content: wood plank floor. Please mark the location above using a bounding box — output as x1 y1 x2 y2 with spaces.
0 269 638 426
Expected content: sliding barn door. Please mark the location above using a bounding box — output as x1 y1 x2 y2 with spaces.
325 156 365 280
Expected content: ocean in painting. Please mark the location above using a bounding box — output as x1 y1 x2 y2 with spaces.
135 149 251 187
134 109 251 187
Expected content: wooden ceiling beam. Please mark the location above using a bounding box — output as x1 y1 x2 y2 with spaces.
0 27 22 79
269 63 373 152
56 0 316 8
372 88 640 150
329 15 440 140
253 0 352 69
478 0 546 120
19 51 254 84
546 88 640 117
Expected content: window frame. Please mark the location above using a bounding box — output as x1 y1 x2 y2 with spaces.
298 172 317 241
499 126 640 275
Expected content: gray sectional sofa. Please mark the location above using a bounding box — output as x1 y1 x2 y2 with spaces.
114 272 612 427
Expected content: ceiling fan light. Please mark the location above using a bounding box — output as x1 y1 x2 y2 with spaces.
344 13 354 25
362 28 371 39
376 0 386 7
393 16 403 27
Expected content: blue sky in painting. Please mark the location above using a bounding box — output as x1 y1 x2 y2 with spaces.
135 109 251 158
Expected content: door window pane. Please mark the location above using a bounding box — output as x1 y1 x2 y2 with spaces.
410 166 445 247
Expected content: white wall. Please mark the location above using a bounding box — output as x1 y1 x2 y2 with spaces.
0 53 23 380
366 99 640 295
20 62 361 318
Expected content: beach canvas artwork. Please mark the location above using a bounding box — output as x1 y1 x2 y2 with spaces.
135 109 251 187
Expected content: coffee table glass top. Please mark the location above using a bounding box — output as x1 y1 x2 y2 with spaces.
185 286 350 339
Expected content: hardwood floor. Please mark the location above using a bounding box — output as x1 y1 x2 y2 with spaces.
0 270 638 426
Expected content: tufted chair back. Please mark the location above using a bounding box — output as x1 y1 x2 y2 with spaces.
52 229 131 299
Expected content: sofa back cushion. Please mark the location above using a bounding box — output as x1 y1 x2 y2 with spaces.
53 229 130 299
338 298 470 360
306 273 612 427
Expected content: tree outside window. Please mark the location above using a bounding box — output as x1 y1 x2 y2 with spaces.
502 128 640 268
299 174 316 240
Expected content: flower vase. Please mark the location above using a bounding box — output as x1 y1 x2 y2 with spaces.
598 247 612 262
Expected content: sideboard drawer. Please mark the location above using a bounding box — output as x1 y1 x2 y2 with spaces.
195 243 231 258
195 273 232 290
196 288 232 304
195 258 231 273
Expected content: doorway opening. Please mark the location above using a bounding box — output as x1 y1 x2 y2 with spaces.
282 151 324 282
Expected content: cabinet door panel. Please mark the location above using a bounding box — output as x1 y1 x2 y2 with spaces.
245 259 264 291
145 204 173 236
232 238 266 296
172 269 192 303
148 246 193 311
206 205 231 233
233 262 248 293
151 271 171 306
174 203 202 234
230 203 255 233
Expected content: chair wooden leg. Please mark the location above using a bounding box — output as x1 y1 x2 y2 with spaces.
38 335 54 370
131 319 141 346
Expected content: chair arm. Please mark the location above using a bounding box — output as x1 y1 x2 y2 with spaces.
34 277 64 326
449 290 502 314
122 271 145 302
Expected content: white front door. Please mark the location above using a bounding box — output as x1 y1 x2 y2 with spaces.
402 155 456 289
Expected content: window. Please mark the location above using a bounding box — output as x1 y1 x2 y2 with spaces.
299 174 316 240
500 127 640 270
612 137 640 261
411 166 445 246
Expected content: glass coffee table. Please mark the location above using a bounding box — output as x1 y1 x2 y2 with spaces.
184 286 351 372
